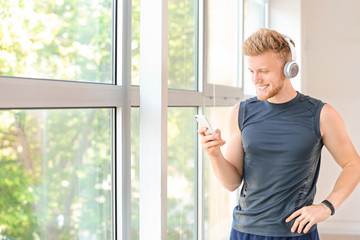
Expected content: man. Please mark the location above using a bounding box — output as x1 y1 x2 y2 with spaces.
198 28 360 239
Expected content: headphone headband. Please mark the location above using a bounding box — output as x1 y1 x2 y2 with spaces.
281 34 296 61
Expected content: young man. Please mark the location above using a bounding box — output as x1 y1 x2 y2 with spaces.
198 28 360 239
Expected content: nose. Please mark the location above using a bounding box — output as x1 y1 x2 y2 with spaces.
252 72 262 84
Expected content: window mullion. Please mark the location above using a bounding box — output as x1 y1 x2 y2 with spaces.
139 0 168 239
117 0 132 239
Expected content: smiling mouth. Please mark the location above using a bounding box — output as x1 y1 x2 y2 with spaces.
257 85 268 91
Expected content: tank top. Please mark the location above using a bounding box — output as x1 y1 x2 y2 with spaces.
233 92 325 237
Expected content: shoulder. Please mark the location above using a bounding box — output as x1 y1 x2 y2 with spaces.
298 93 325 110
228 102 242 133
239 96 261 112
230 102 240 123
242 96 259 105
320 104 343 123
320 103 345 137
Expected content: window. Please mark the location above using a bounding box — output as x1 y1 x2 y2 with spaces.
168 0 197 90
206 0 241 88
134 0 267 239
1 0 268 238
131 0 140 86
0 0 118 239
203 107 239 240
0 109 113 239
0 0 113 83
130 107 140 240
167 107 197 239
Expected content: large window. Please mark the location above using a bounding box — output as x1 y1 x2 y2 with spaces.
167 107 197 239
206 0 241 88
0 109 113 239
131 0 267 239
131 0 140 86
1 0 268 239
168 0 197 90
130 108 140 239
0 0 118 239
203 107 239 240
0 0 113 83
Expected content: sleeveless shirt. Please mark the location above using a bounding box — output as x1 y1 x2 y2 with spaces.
233 92 325 237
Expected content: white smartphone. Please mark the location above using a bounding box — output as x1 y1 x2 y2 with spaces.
195 114 214 135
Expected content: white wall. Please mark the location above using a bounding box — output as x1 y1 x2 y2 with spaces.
302 0 360 236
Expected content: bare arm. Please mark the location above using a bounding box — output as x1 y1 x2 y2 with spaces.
286 104 360 233
198 103 244 191
320 104 360 208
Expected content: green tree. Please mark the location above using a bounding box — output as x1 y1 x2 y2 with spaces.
0 0 113 238
0 109 112 240
0 0 112 83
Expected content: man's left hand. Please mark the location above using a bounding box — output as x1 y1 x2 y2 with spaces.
285 204 332 234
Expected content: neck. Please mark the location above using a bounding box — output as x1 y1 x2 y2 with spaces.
267 80 297 104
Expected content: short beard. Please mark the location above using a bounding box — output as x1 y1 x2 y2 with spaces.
256 77 285 101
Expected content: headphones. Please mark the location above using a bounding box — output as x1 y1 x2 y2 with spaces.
282 34 299 78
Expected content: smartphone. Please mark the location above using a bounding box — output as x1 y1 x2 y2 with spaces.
195 114 214 135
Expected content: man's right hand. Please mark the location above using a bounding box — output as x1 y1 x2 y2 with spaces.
198 127 226 158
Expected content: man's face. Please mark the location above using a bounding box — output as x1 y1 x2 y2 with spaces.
248 51 286 101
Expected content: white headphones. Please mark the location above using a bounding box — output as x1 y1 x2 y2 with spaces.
282 34 299 78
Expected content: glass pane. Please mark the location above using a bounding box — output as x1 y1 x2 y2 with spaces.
131 108 140 239
131 0 140 86
243 0 266 96
0 1 113 83
167 107 197 239
204 107 239 240
0 109 113 239
168 0 197 90
206 0 240 87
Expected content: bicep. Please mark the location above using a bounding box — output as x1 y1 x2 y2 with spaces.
321 104 360 168
224 103 244 175
225 131 244 175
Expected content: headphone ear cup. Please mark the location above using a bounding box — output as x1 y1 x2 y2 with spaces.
283 61 299 78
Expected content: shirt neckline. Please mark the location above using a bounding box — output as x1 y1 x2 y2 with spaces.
265 91 300 108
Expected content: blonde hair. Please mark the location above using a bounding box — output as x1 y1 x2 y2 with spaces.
242 28 295 62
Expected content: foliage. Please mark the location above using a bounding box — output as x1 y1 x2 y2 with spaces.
1 0 198 239
131 0 196 89
0 110 112 239
0 0 112 83
1 0 113 238
168 0 197 90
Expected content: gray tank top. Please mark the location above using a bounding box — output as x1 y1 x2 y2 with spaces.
233 92 325 237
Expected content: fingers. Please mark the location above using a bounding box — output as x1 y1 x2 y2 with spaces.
198 128 225 149
201 134 225 149
285 209 301 223
293 216 315 234
303 219 315 234
294 216 309 233
290 213 305 233
287 207 317 234
197 127 208 136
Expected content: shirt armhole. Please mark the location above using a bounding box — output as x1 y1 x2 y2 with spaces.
238 101 246 132
314 102 326 138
